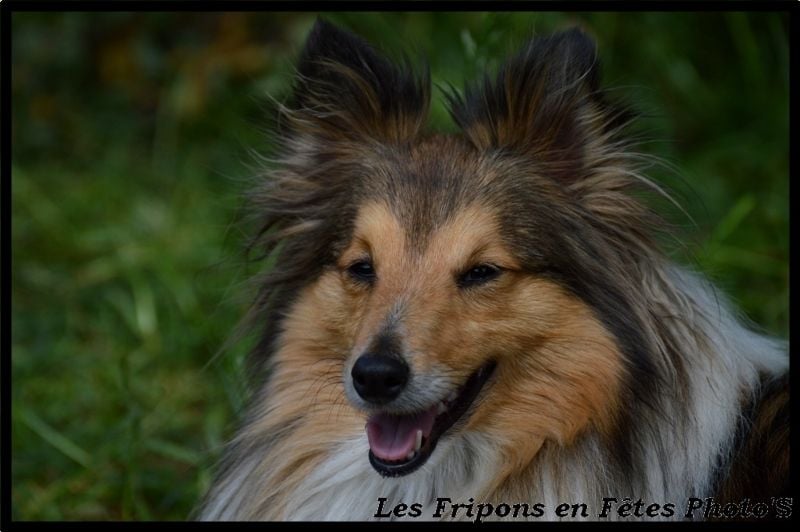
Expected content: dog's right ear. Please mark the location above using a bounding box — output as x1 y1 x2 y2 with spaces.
282 19 430 149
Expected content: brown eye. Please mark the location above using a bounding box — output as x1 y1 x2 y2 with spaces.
458 264 501 288
347 260 376 283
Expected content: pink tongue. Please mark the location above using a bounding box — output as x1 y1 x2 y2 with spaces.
366 406 437 461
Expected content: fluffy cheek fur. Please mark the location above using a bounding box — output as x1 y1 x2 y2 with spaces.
232 274 365 517
423 275 625 479
237 197 626 519
263 255 625 488
464 279 623 477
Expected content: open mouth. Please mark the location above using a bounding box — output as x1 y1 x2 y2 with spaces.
365 361 497 477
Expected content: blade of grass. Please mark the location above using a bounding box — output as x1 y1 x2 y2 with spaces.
710 195 755 244
16 407 91 468
145 438 203 466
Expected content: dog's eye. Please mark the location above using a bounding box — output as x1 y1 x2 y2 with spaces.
458 264 501 288
347 260 376 283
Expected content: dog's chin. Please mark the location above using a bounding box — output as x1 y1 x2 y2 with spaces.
363 361 497 478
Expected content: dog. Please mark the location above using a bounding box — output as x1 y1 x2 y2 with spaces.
199 19 789 521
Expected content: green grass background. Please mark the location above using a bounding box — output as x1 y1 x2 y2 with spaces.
11 12 789 520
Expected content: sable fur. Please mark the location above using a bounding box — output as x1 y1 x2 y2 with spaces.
199 20 789 521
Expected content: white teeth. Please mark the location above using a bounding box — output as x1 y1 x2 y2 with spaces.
406 450 416 460
415 429 423 451
436 402 447 415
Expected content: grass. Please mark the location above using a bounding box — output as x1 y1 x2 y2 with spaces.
10 11 788 520
12 156 254 519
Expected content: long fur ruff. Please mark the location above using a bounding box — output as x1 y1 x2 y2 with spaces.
199 20 789 521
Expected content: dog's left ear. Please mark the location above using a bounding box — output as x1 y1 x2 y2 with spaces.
283 19 430 148
448 28 628 184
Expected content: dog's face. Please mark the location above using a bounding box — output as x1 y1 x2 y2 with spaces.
255 20 655 479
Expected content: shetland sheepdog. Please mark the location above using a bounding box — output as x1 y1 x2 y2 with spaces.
200 20 789 521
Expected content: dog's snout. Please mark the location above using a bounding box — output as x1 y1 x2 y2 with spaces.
351 354 409 404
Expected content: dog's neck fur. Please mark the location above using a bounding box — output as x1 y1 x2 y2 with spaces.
200 264 786 521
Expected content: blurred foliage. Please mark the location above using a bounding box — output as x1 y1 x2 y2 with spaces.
11 11 788 520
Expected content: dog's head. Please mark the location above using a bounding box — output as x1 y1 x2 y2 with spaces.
252 20 659 478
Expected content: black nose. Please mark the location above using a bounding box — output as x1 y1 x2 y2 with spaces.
351 354 409 404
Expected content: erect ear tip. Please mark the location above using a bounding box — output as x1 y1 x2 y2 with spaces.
295 18 376 94
552 26 598 61
302 18 352 58
533 26 599 90
285 18 430 145
306 17 345 44
561 25 596 42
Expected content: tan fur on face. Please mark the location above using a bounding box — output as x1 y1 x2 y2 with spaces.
238 200 625 518
336 202 624 442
